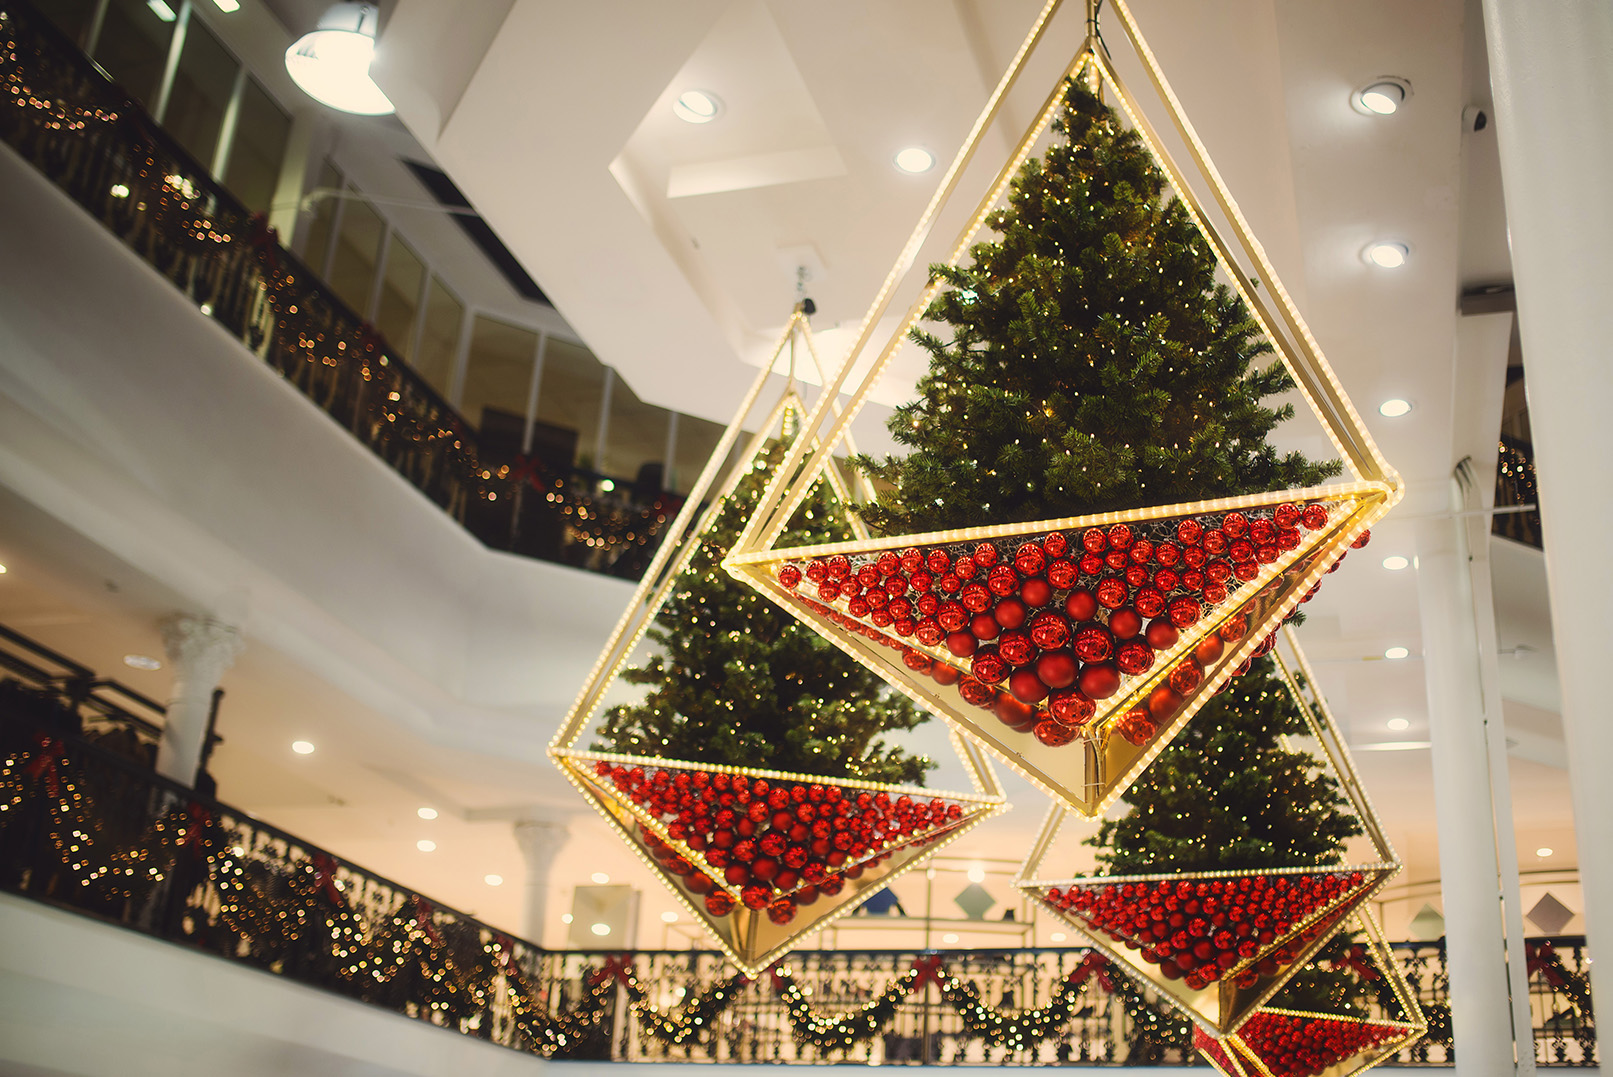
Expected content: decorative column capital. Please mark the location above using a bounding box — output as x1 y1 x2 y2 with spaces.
513 817 570 863
160 614 244 685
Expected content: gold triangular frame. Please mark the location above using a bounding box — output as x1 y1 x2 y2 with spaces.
1205 911 1428 1076
722 2 1401 819
1013 630 1403 1036
548 311 1006 975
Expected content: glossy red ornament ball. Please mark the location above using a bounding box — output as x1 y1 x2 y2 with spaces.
958 676 995 709
767 898 797 925
1030 611 1071 649
1047 558 1078 589
1169 661 1204 695
1079 662 1121 700
1116 640 1156 676
1035 650 1079 690
973 542 999 567
993 693 1038 731
778 564 802 589
1274 502 1300 529
931 662 960 687
954 555 978 580
1352 528 1372 549
946 631 979 658
1081 527 1108 554
1194 634 1225 666
1065 588 1098 621
1148 684 1184 721
1015 542 1045 576
1096 578 1129 610
1079 552 1104 577
1073 624 1115 663
960 582 991 612
1177 518 1204 545
938 601 968 632
1168 596 1202 628
1049 689 1096 727
1115 708 1157 747
1223 511 1249 538
903 649 934 673
1301 502 1330 530
971 648 1008 684
1107 523 1133 550
1034 719 1078 746
1043 532 1069 558
998 630 1034 667
1109 606 1143 640
927 549 952 576
705 891 735 916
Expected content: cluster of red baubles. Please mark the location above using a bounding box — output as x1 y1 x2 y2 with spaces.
1043 871 1366 991
776 504 1366 750
596 761 964 925
1236 1012 1403 1077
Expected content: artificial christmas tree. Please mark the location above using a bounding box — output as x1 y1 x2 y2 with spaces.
551 314 1004 974
725 4 1401 819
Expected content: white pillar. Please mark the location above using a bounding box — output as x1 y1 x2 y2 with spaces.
1416 498 1519 1075
155 615 243 786
512 818 569 945
1480 3 1613 1060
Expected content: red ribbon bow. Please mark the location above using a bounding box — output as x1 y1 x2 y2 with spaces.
1527 941 1569 988
909 954 946 993
22 733 66 798
1068 951 1116 993
308 853 346 906
411 896 443 946
177 802 213 855
1328 944 1381 982
589 953 637 987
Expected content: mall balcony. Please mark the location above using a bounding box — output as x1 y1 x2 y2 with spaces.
0 0 1605 1075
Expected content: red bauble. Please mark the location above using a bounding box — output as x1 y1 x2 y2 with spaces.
903 649 933 673
1301 502 1330 530
971 648 1008 683
1115 708 1157 747
1079 552 1104 577
970 613 1001 640
947 631 979 658
685 873 714 894
998 631 1034 667
741 884 772 910
974 542 1000 567
993 693 1038 730
1148 685 1184 721
1146 619 1180 650
1009 669 1050 704
752 858 779 883
1219 614 1248 641
960 583 991 612
1109 607 1143 640
938 601 968 632
1107 523 1133 550
1223 512 1248 538
1177 518 1204 545
1073 624 1115 663
778 564 802 589
900 547 924 574
958 676 995 709
1168 597 1202 628
1079 662 1121 700
1014 542 1046 576
1047 558 1078 589
1352 528 1372 549
1019 576 1053 608
1049 689 1096 727
1043 532 1070 559
1133 588 1166 619
931 662 960 687
1034 719 1077 746
1096 578 1129 610
767 898 797 925
927 549 952 576
1274 502 1300 529
1194 634 1225 666
1029 611 1072 649
1035 650 1079 690
915 620 945 646
1203 529 1228 556
1169 661 1204 695
994 597 1028 629
987 564 1019 597
1116 640 1156 676
1081 527 1108 554
1065 588 1098 621
705 892 735 916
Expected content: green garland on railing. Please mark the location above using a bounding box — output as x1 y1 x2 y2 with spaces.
942 970 1090 1049
777 969 920 1052
623 969 750 1046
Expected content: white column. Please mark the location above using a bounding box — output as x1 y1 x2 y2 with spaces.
1480 3 1613 1060
512 818 569 945
155 615 243 786
1416 499 1518 1075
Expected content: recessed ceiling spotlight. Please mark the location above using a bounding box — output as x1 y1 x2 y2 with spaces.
1536 847 1553 858
672 89 720 124
591 872 611 885
1386 717 1411 732
1381 555 1410 571
416 839 436 852
485 873 503 886
1384 646 1411 660
661 910 679 923
123 654 162 671
1355 79 1409 116
1379 398 1413 417
895 146 935 174
417 807 438 820
1050 931 1067 943
942 932 960 944
292 740 315 755
1365 242 1409 269
590 922 612 936
966 863 986 883
561 913 573 924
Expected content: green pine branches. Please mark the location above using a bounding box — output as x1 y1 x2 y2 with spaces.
595 438 932 785
858 81 1337 535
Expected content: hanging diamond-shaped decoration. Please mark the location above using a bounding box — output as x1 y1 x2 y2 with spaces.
1015 631 1403 1036
723 1 1401 819
551 312 1006 975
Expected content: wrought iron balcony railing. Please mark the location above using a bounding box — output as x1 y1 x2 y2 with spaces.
0 674 1599 1065
0 0 678 581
